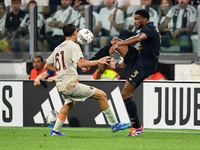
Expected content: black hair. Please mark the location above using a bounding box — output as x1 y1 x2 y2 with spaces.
135 9 150 20
63 23 77 37
34 55 43 62
28 0 37 5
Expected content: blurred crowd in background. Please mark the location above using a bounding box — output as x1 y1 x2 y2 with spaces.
0 0 198 53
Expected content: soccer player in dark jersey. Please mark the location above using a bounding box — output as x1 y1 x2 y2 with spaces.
88 9 161 136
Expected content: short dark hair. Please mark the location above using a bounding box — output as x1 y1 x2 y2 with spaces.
34 55 43 62
135 9 150 20
28 0 37 5
63 23 77 37
11 0 21 3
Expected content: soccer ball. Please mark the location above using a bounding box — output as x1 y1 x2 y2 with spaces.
77 28 93 45
45 110 58 124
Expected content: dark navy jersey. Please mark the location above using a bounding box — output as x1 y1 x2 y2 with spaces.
5 10 27 34
138 22 161 74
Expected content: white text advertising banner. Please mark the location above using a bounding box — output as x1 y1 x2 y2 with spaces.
143 82 200 129
0 81 23 126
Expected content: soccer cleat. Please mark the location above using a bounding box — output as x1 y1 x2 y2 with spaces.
126 125 144 137
49 130 66 136
48 123 55 128
111 122 131 133
118 57 125 65
82 66 91 72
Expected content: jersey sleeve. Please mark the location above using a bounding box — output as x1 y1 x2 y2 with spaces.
46 52 55 65
71 44 84 64
166 7 175 19
115 9 124 24
46 70 55 76
140 26 151 38
20 14 27 28
189 7 197 22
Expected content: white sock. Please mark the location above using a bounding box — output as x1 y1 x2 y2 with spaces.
53 118 64 132
53 113 67 132
103 107 118 126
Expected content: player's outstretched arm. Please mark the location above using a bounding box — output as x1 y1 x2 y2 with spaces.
77 56 111 68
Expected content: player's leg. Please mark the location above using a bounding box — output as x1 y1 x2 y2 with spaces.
91 88 131 132
90 37 128 60
110 37 129 58
121 81 141 127
121 81 144 136
50 100 75 136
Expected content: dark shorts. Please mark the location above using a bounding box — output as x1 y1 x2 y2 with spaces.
124 45 150 88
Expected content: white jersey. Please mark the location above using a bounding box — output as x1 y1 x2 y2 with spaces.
52 6 77 36
20 13 45 38
166 4 197 30
99 7 124 37
46 40 83 91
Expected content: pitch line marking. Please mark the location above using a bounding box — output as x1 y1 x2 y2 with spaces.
1 127 200 134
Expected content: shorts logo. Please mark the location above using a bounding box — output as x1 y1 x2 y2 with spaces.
90 86 94 89
131 70 139 78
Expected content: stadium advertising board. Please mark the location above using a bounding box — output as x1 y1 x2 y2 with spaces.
143 82 200 129
0 81 23 127
23 81 143 127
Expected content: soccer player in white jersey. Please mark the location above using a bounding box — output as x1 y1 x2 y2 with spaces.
44 23 131 136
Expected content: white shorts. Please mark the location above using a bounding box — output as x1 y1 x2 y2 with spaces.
61 83 96 104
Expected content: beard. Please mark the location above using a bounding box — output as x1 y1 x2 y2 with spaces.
136 24 143 30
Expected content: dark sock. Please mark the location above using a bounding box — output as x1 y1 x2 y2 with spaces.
89 42 113 60
124 97 141 128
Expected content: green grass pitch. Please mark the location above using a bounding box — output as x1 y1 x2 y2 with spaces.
0 127 200 150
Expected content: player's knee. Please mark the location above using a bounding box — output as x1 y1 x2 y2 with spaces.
121 91 131 100
121 91 126 99
97 90 107 101
100 90 107 100
111 37 122 45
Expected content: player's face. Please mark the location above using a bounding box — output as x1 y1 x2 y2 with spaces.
108 57 116 70
33 57 44 70
134 14 146 30
11 1 21 11
178 0 189 7
140 0 151 5
74 29 78 39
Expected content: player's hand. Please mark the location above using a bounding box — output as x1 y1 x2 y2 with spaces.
98 56 111 65
34 79 41 86
109 44 118 56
